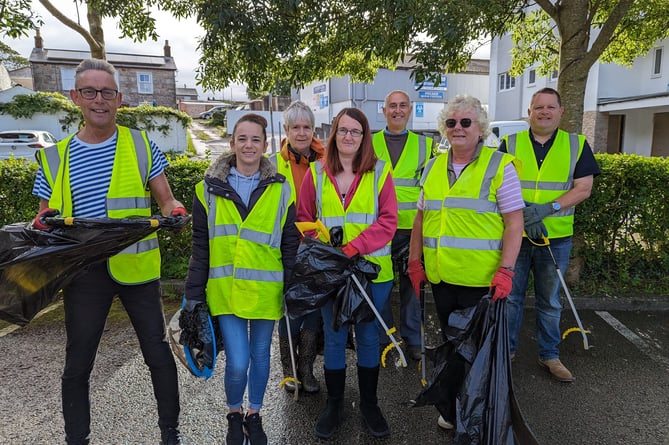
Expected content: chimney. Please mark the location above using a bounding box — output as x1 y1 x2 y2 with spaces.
34 28 43 49
163 40 171 58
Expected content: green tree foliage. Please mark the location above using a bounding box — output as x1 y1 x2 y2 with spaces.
0 41 29 69
3 0 194 60
194 0 523 93
193 0 669 133
0 0 41 38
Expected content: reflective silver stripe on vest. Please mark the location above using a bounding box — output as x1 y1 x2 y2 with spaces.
209 264 234 279
519 180 571 191
322 216 345 227
119 237 159 254
416 135 428 178
398 201 417 211
423 199 443 211
235 267 283 282
394 178 420 187
130 129 150 185
205 187 218 240
423 236 438 249
42 145 62 181
443 197 498 213
480 151 503 200
213 223 239 237
440 236 502 251
346 213 376 224
107 197 152 210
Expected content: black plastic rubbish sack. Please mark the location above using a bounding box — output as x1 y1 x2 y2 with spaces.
413 296 539 445
0 215 190 326
284 235 379 330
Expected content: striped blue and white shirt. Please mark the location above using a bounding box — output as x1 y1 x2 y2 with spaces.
32 131 169 218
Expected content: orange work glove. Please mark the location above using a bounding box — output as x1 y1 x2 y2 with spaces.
491 267 515 302
341 243 359 258
407 259 428 300
32 208 60 231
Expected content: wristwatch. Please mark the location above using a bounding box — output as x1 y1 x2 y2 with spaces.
551 201 561 213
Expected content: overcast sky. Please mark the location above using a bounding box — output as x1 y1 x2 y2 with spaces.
4 0 248 101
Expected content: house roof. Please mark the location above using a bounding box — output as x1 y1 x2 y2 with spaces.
176 87 198 96
29 48 177 71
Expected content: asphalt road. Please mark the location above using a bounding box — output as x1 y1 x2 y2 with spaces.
1 293 667 444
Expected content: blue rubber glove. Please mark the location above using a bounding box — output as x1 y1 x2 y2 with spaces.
523 203 553 226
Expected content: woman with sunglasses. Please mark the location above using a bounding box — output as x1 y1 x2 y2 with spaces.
407 95 524 430
297 108 397 440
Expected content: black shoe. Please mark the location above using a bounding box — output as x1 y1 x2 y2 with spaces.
160 427 182 445
226 412 246 445
243 413 267 445
314 397 344 439
407 345 422 361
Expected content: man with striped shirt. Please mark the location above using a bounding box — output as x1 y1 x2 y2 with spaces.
31 59 185 445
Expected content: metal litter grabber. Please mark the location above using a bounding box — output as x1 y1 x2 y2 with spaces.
350 273 407 368
532 234 590 350
278 305 301 400
419 290 427 386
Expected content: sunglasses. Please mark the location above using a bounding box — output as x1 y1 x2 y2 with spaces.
445 118 474 128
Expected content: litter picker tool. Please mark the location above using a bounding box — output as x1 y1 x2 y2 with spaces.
350 273 407 368
279 304 301 400
531 234 590 350
419 288 427 386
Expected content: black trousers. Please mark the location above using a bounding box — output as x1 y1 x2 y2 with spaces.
61 262 179 443
430 281 488 422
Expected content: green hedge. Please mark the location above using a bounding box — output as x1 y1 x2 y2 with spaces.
1 153 668 297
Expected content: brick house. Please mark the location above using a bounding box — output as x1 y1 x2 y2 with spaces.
29 31 178 108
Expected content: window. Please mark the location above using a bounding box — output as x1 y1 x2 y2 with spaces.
652 47 663 78
498 72 516 91
61 68 76 91
527 69 536 86
550 69 559 81
137 72 153 94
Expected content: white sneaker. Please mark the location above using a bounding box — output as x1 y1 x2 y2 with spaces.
437 415 454 430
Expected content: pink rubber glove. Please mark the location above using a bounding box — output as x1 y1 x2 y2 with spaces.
32 208 60 231
407 259 428 300
341 243 359 258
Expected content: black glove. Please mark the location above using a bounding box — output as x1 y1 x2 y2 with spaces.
179 300 215 372
523 203 553 226
525 220 547 240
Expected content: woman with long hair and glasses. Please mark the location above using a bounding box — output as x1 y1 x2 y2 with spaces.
297 108 397 440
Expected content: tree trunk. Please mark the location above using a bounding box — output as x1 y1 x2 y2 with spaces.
87 6 106 60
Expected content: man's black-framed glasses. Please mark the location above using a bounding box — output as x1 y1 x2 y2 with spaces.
445 118 473 128
77 88 118 100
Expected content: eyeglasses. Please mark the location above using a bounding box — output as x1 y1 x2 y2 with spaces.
336 127 363 138
77 88 118 100
445 118 474 128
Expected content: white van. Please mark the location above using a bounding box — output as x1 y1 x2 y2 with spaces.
483 120 530 148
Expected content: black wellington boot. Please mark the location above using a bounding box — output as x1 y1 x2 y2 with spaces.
357 365 390 438
279 335 300 393
298 329 321 393
314 368 346 440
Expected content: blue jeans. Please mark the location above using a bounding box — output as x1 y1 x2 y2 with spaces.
379 233 421 346
217 315 275 411
321 280 393 369
507 237 572 360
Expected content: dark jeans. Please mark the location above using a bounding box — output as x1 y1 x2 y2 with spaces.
61 262 179 443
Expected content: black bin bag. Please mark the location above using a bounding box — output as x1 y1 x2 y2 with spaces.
0 215 190 326
413 296 539 445
284 234 379 331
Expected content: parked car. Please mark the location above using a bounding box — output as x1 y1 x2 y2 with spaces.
198 106 230 119
0 130 58 160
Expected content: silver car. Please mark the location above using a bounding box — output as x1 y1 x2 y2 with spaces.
0 130 58 160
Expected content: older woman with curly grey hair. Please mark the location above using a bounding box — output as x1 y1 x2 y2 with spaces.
407 95 525 430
